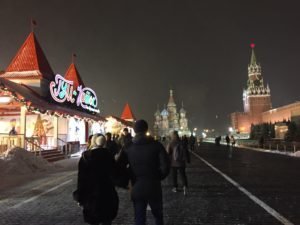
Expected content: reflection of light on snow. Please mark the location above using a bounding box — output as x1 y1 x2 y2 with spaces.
71 149 84 158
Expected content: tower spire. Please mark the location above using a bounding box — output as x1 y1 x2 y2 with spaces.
167 89 176 107
31 19 37 33
71 53 77 64
250 42 257 66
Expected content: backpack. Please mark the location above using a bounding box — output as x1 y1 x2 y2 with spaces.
173 143 185 162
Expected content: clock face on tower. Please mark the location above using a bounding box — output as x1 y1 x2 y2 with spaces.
254 79 261 87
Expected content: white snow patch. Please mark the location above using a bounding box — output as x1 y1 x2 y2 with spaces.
0 147 55 176
293 151 300 157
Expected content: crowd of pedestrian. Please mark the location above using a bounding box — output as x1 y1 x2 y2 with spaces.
215 135 236 147
73 119 197 225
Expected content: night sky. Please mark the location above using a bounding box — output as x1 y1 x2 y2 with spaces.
0 0 300 133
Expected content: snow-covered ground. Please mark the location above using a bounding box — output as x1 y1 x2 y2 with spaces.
0 147 79 193
238 146 300 157
204 139 300 158
0 147 55 174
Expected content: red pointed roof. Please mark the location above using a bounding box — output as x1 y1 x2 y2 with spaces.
64 63 85 88
2 32 54 80
121 103 136 121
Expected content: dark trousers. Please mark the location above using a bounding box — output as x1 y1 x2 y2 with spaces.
133 199 164 225
172 167 188 188
190 144 195 151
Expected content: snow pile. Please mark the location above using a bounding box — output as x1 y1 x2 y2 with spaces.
0 147 55 176
294 151 300 157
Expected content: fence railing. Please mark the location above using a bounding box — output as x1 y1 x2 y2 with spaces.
24 137 45 156
57 138 72 157
237 139 300 153
0 134 25 155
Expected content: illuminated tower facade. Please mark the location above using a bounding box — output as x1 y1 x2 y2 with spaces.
231 43 272 133
243 43 272 124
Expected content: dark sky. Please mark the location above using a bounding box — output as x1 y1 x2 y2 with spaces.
1 0 300 133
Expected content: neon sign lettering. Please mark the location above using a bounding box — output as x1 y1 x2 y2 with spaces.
50 74 100 113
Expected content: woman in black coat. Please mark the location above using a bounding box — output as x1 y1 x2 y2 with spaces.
77 134 119 225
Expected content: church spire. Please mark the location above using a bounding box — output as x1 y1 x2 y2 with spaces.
167 89 176 107
180 101 186 114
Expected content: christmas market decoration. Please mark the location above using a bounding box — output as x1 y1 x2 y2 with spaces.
33 114 46 145
49 74 100 113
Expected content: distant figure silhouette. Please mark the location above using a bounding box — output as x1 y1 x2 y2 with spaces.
167 131 190 196
225 135 230 147
231 135 236 147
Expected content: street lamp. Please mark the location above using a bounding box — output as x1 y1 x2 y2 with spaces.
193 127 197 136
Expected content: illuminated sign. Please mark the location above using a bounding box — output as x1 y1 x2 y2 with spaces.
50 74 100 113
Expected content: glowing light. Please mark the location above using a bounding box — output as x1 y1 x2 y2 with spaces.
228 127 233 132
0 96 12 104
50 74 100 113
250 43 255 49
146 132 150 136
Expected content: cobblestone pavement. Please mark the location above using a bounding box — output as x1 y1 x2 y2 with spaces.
1 143 299 225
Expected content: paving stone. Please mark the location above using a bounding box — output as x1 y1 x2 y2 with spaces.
1 143 297 224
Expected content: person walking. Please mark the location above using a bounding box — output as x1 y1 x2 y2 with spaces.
231 135 236 147
167 131 190 195
125 120 170 225
182 135 189 151
120 127 132 149
105 132 119 157
189 134 196 151
225 135 230 147
76 134 119 225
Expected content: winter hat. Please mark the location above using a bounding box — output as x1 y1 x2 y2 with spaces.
134 119 148 134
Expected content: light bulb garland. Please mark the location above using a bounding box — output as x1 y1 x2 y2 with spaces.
0 85 103 124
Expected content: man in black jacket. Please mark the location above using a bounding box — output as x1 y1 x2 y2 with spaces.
125 120 170 225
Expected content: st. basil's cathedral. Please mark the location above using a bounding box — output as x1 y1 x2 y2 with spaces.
154 90 190 137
